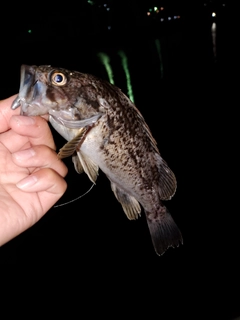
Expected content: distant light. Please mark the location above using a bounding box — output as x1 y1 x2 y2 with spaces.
160 18 164 22
222 3 226 6
87 0 94 5
212 12 216 17
28 29 32 33
160 7 164 11
168 17 171 20
149 8 152 12
174 16 177 19
106 7 110 11
154 7 158 12
147 12 151 16
108 26 111 30
211 22 216 32
103 3 107 7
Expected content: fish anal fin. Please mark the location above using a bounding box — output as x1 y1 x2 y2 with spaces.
111 183 141 220
57 127 87 160
77 151 99 183
146 205 183 256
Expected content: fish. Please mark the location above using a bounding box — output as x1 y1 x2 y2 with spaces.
11 64 183 255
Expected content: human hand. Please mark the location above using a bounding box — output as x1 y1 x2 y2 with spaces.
0 95 68 246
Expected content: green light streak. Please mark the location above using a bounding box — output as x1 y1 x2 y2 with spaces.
97 52 114 84
155 38 163 79
118 50 134 103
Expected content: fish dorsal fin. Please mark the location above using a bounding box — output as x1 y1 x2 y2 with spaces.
76 151 99 184
111 182 141 220
57 127 87 159
72 153 84 174
156 153 177 200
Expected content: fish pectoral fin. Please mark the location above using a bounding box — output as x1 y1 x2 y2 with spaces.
156 153 177 200
77 151 99 184
110 183 141 220
72 153 84 174
57 127 87 159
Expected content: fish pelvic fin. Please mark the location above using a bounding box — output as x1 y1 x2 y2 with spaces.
111 183 141 220
72 153 84 174
146 205 183 256
77 151 99 184
155 153 177 200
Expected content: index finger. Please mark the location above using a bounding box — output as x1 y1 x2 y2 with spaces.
9 115 56 151
0 95 19 133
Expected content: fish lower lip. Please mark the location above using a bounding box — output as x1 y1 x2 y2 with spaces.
19 101 47 116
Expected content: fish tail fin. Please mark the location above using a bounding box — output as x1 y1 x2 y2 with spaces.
146 205 183 256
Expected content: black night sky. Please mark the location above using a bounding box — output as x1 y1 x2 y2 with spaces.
0 1 239 319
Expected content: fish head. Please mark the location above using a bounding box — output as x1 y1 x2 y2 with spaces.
11 65 103 129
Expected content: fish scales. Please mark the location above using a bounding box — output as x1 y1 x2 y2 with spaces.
11 64 183 255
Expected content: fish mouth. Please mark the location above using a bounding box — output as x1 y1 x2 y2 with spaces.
11 65 52 116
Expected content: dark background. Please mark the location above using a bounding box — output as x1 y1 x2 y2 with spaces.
0 1 239 319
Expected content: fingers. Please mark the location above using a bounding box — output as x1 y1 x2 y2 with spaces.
15 167 68 213
0 94 19 133
16 167 67 194
9 114 55 150
12 145 68 177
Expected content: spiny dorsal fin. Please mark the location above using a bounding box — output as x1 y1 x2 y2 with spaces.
111 182 141 220
57 127 87 159
77 151 99 184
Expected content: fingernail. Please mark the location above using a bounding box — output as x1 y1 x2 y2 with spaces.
16 175 38 189
12 148 36 161
12 115 36 125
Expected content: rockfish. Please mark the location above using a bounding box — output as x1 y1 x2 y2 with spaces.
11 65 183 255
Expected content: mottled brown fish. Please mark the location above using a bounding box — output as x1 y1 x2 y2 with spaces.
11 64 183 255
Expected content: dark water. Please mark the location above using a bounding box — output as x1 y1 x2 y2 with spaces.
1 11 239 319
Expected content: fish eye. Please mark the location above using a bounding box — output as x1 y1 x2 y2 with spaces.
51 72 67 86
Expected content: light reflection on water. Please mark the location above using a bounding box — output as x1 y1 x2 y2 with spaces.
211 22 217 60
0 15 230 105
90 18 222 107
